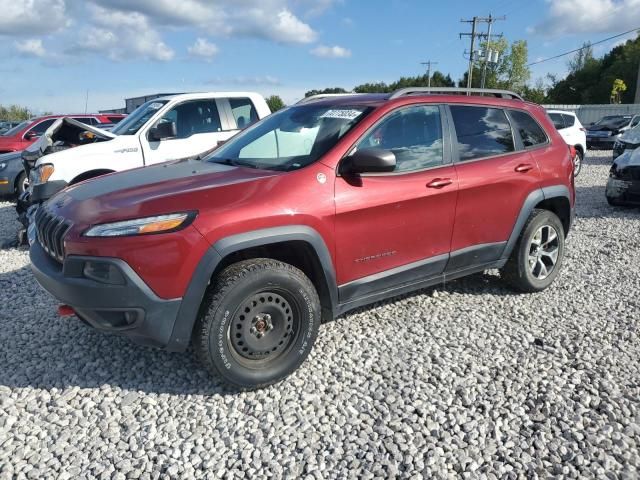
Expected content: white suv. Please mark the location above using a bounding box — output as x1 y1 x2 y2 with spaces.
547 110 587 176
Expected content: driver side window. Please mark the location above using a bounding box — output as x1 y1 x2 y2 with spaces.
355 105 444 172
157 100 222 139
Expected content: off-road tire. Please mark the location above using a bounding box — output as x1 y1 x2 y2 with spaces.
194 258 321 389
501 209 565 293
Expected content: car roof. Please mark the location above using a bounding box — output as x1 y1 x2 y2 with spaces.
547 110 576 116
155 91 266 102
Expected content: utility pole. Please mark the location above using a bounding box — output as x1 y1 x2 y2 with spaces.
460 17 478 90
460 15 505 91
421 60 438 87
480 15 505 89
635 59 640 103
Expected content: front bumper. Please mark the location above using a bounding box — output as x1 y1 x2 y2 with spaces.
605 177 640 206
0 177 12 195
587 136 616 148
30 241 185 350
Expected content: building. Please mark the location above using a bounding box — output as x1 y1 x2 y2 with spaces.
100 93 183 114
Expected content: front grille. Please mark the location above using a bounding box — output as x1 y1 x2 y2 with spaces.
35 207 72 262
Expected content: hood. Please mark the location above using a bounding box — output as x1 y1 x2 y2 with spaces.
619 126 640 144
0 151 22 164
23 117 115 166
49 159 278 225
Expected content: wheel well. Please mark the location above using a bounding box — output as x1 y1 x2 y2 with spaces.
70 169 114 185
14 170 26 191
535 196 571 235
214 241 334 322
574 144 584 156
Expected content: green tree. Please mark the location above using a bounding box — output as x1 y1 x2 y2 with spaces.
568 42 595 74
0 104 32 121
521 79 547 104
611 78 627 104
304 87 348 97
265 95 285 112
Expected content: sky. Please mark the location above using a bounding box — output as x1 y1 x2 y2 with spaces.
0 0 639 114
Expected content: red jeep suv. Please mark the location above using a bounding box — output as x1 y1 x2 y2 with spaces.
30 88 575 389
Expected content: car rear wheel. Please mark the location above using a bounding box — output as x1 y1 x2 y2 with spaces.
194 258 321 389
16 172 28 196
573 149 583 177
501 209 565 292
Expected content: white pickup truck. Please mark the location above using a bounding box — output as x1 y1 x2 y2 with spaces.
28 91 271 205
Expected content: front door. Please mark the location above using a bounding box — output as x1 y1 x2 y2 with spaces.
140 99 233 165
334 104 458 299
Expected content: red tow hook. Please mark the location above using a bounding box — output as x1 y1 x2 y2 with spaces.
57 305 76 317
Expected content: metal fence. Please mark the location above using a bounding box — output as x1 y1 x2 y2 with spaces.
543 104 640 125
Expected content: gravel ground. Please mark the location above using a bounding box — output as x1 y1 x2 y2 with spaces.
0 150 639 479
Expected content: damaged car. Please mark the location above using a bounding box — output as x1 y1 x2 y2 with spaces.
606 147 640 206
613 124 640 160
586 114 640 150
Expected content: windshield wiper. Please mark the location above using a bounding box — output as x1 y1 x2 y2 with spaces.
211 158 259 169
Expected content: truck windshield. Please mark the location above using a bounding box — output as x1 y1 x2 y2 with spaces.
2 120 30 136
206 105 371 171
593 116 630 128
111 100 169 136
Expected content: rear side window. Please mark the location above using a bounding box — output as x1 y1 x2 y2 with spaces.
229 98 258 129
450 105 515 161
509 110 548 148
548 113 565 130
28 119 56 135
561 114 575 127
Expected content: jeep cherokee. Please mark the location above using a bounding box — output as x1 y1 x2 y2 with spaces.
29 88 575 389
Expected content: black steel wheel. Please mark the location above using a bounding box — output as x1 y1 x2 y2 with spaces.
194 258 321 389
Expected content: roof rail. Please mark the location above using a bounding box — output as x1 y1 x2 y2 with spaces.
296 93 364 105
389 87 524 101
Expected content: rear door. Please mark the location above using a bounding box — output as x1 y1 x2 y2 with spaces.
446 104 542 271
140 99 233 164
334 104 458 295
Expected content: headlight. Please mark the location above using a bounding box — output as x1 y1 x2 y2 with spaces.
36 164 55 184
0 163 6 171
84 212 196 237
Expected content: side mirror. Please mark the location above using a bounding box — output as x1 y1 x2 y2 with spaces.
340 148 396 175
24 131 38 140
148 121 177 142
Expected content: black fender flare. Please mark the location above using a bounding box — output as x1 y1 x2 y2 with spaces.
167 225 338 351
498 185 572 265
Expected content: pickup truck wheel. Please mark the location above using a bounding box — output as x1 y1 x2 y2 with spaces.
194 258 321 389
501 209 565 293
16 172 28 196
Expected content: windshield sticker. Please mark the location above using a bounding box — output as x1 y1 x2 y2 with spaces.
320 109 363 121
150 102 164 109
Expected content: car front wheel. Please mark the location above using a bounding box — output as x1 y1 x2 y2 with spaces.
194 258 321 389
573 149 583 177
501 209 565 292
16 172 28 196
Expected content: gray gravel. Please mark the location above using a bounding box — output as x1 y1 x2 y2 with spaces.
0 150 639 479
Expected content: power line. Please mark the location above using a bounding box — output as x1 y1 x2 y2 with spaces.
527 27 640 66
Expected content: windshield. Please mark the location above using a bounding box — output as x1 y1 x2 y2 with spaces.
2 120 30 136
111 99 169 135
593 116 630 128
206 105 371 171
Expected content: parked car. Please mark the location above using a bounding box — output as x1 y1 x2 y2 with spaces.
0 114 125 154
586 114 640 150
606 147 640 206
613 124 640 160
0 151 25 196
547 110 586 176
27 92 270 208
0 121 21 135
30 87 575 389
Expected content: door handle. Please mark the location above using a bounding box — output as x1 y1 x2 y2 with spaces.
426 178 453 189
515 163 534 173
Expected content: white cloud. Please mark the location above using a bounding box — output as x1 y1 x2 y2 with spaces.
87 0 317 44
310 44 352 58
188 38 219 60
532 0 640 36
73 5 174 61
0 0 69 35
15 38 46 57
